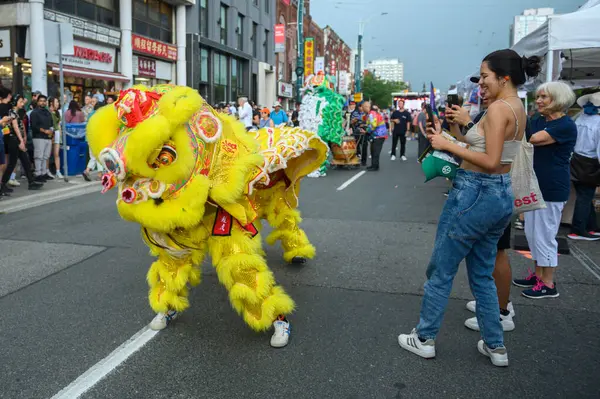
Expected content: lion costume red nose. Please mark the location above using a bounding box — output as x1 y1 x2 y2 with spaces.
101 173 116 194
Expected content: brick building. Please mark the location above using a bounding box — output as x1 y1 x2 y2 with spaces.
275 0 324 108
323 25 352 95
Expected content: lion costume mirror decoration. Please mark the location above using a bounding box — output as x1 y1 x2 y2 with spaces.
87 84 328 347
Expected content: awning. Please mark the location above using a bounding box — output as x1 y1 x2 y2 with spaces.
47 63 130 82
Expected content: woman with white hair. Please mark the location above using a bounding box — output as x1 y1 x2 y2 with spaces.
513 82 577 299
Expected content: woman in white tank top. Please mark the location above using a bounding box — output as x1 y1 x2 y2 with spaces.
398 49 541 367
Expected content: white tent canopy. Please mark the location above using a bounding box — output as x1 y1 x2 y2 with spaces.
458 0 600 91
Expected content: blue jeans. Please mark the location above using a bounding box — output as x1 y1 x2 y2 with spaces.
571 182 598 235
416 169 513 349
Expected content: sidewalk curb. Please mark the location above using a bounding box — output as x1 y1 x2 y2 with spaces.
0 183 102 214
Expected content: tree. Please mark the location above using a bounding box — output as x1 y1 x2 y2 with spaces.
361 73 408 109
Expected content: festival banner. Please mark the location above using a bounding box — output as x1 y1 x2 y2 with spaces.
304 37 314 77
274 24 285 53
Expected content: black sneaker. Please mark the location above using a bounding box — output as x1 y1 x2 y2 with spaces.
522 281 559 299
1 184 14 193
82 171 92 182
512 269 539 288
367 166 379 171
35 175 47 182
28 181 43 190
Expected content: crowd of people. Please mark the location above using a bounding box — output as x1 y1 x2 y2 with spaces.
0 89 114 198
212 98 300 131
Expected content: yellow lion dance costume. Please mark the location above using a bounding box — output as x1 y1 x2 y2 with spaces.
87 84 327 347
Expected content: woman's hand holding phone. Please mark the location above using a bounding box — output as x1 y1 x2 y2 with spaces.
446 105 471 127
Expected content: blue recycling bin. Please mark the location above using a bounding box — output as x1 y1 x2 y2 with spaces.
60 123 88 176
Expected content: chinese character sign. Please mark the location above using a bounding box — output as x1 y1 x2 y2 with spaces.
304 38 314 77
132 34 177 61
138 57 156 78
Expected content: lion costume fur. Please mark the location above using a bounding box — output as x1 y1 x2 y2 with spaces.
87 84 328 331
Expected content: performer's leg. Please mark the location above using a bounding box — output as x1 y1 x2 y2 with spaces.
146 245 206 330
208 224 295 337
263 185 316 263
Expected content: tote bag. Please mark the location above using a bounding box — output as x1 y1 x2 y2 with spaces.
510 135 546 214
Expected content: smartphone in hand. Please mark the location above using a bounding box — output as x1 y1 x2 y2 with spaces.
447 94 460 108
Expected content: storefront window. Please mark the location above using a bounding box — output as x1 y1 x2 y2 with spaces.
213 53 227 104
231 59 237 101
200 48 208 83
47 0 118 27
133 0 173 43
0 62 13 91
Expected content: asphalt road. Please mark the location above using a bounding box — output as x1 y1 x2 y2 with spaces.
1 139 599 399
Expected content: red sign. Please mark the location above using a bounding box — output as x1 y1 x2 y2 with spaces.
274 24 285 53
73 46 112 63
138 57 156 78
132 34 177 61
282 0 290 5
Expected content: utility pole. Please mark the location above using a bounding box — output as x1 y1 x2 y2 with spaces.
295 0 305 104
355 21 363 94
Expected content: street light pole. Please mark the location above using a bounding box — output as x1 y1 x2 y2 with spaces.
295 0 305 104
355 21 363 93
354 13 387 95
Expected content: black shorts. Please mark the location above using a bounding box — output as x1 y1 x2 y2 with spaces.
497 222 512 250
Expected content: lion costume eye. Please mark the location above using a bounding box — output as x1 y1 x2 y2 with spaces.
153 144 177 168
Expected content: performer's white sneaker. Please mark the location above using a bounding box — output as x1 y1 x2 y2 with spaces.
270 319 291 348
149 310 178 331
401 156 407 161
391 155 396 161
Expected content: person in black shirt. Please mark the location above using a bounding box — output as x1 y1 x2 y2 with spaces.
390 100 412 161
30 94 54 181
291 103 300 127
0 92 43 193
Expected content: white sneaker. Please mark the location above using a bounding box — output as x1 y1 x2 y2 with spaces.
398 328 435 359
56 171 64 179
391 155 396 161
270 319 290 348
8 179 20 187
466 300 515 317
477 340 508 367
401 156 407 161
149 310 178 331
47 172 56 178
464 313 515 332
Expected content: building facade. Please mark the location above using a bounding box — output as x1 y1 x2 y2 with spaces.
275 0 323 108
0 0 189 103
185 0 276 107
323 25 352 95
510 8 554 46
366 58 404 83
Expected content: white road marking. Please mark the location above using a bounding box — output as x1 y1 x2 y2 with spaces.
570 244 600 282
51 326 158 399
336 171 366 191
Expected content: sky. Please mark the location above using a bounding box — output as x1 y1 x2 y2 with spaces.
311 0 586 90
